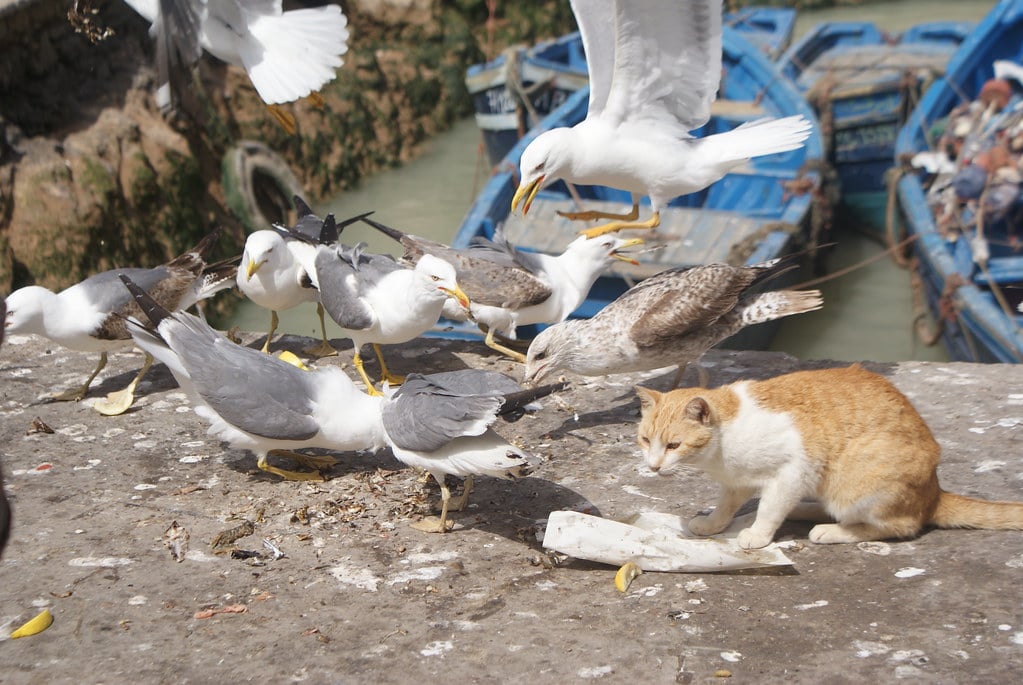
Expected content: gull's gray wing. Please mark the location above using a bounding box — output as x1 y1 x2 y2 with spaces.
381 374 503 452
315 243 401 330
461 228 552 308
165 313 321 441
153 0 203 111
421 369 524 397
85 266 199 340
624 263 760 348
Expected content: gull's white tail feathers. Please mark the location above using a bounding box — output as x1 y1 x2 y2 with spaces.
700 114 813 165
242 5 350 104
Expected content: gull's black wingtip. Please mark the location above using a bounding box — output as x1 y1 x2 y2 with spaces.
359 215 405 242
119 274 172 327
499 380 569 417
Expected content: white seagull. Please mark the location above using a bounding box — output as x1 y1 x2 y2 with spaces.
237 198 367 357
123 0 350 132
511 0 812 238
381 370 565 533
361 216 643 361
122 274 387 481
314 243 470 395
3 229 227 415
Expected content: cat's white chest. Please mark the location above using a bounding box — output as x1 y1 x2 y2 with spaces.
707 384 810 485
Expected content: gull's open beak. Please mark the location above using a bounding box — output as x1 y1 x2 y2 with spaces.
245 259 263 281
512 175 545 215
441 284 471 312
611 238 645 266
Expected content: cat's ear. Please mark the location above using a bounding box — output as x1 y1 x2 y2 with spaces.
685 397 712 425
635 386 660 412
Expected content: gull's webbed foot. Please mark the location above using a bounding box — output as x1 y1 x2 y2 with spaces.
576 211 661 239
303 339 338 358
267 104 297 135
50 385 90 403
482 328 527 363
258 452 328 482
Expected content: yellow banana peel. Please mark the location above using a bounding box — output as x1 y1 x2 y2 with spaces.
10 608 53 638
614 562 643 593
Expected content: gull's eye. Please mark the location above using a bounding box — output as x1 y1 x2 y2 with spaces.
602 241 614 249
533 162 544 172
666 442 680 451
534 349 547 361
430 275 440 282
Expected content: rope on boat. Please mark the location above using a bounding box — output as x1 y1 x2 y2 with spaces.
884 165 912 269
910 259 943 346
788 232 919 291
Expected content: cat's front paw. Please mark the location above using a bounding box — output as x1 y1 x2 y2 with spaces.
737 527 773 550
688 514 728 536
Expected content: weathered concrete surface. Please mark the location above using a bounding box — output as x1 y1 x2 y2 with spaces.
1 334 1022 683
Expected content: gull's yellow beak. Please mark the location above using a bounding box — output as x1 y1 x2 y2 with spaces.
245 258 263 281
611 238 645 266
512 175 545 215
441 284 471 312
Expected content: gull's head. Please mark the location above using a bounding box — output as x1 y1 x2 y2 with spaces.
512 129 573 215
414 254 470 311
522 323 573 385
565 235 644 268
241 231 287 281
4 286 50 336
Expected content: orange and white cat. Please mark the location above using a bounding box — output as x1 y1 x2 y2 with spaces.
635 365 1023 549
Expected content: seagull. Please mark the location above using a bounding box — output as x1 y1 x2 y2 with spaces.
3 228 226 416
361 216 643 361
314 243 470 395
522 256 824 386
381 370 566 533
238 198 369 357
122 0 350 132
120 274 387 481
511 0 812 238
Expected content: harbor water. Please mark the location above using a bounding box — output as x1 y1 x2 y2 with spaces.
227 1 996 364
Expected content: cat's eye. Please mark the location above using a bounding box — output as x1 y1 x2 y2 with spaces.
638 436 649 445
665 442 680 450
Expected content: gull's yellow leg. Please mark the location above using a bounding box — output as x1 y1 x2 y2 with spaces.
352 351 383 397
411 475 456 533
577 210 662 239
307 92 325 109
267 104 297 135
446 475 474 512
260 311 280 354
257 452 327 481
482 327 526 363
51 352 108 402
303 303 338 358
373 344 405 385
93 353 155 416
558 202 639 223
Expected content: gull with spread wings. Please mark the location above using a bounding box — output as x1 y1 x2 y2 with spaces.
511 0 812 238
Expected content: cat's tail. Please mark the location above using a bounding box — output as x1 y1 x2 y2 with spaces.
930 491 1023 530
739 289 824 327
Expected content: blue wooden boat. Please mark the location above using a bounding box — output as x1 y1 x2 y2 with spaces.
438 26 825 350
778 19 973 236
466 6 797 168
895 0 1023 363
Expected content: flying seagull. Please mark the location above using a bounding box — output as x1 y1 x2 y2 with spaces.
511 0 812 238
361 216 642 361
238 198 370 357
121 274 387 481
122 0 350 133
314 243 470 395
522 256 824 386
3 228 227 415
382 370 567 532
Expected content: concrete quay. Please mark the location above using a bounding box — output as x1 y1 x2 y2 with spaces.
1 333 1022 683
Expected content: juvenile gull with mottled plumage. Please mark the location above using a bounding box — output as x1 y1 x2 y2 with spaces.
3 228 227 415
523 257 823 386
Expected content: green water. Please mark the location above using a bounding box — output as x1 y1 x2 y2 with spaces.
228 1 996 362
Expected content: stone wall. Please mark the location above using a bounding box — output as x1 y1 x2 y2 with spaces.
0 0 575 292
